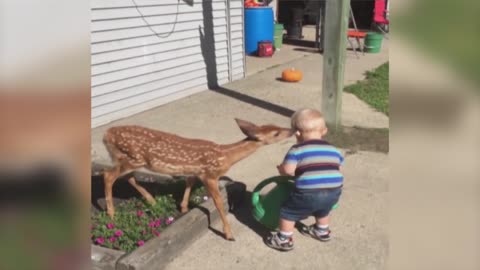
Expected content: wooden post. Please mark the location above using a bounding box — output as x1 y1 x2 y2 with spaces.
321 0 350 130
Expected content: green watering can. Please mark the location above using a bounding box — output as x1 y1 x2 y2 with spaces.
252 176 339 230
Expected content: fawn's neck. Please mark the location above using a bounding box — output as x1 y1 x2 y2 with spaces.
221 139 263 166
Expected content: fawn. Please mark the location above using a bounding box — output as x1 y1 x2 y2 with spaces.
103 118 292 241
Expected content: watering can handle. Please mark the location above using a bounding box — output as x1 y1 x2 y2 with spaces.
251 176 294 206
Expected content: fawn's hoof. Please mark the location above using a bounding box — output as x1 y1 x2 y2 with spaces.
226 235 235 241
147 199 156 205
180 207 189 214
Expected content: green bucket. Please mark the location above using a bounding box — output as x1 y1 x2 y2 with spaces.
273 23 284 50
364 32 384 53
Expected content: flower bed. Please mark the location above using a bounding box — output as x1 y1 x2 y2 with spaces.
91 184 230 270
91 186 209 253
90 164 243 269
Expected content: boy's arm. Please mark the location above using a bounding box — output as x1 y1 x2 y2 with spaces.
278 147 298 176
277 163 296 176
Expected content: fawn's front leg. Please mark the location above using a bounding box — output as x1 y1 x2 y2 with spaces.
205 178 234 241
103 166 120 218
128 176 156 205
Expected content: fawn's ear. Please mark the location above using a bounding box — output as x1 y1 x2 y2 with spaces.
235 118 258 139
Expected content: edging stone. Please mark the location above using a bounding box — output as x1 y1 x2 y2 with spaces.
91 245 126 270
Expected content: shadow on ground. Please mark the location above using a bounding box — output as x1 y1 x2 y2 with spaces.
325 126 389 154
293 47 321 54
283 38 318 48
229 189 272 239
210 86 295 117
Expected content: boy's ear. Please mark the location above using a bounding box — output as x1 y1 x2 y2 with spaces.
235 118 258 139
322 127 328 136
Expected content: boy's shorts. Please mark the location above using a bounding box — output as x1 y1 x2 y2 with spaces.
279 187 342 221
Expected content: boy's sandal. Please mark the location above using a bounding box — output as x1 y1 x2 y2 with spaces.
264 233 294 251
299 224 331 242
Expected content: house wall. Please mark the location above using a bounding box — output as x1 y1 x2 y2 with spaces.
91 0 245 128
271 0 278 20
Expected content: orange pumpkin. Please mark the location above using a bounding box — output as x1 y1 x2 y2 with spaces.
281 68 303 82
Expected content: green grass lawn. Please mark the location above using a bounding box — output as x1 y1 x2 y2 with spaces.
344 62 389 115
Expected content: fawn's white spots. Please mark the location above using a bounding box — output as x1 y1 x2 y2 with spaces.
108 123 286 181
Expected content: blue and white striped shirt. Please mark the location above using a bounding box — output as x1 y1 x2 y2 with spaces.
283 140 344 190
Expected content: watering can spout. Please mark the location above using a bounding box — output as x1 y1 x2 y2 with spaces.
251 189 264 218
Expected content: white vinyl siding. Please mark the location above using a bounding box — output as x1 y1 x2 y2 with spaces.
92 0 245 127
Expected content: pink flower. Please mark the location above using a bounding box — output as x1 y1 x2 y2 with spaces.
108 237 116 243
165 217 174 225
155 219 162 227
142 230 147 235
137 240 145 247
153 230 160 237
114 230 123 237
106 223 115 229
95 237 105 245
148 221 155 228
136 210 144 217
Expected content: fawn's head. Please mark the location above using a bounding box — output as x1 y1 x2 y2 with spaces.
235 119 293 144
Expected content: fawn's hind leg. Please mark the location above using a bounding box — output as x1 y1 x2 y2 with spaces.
180 176 198 213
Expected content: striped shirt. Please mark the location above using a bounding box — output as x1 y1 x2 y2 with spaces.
283 139 344 190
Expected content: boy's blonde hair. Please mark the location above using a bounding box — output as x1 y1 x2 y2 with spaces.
291 108 326 133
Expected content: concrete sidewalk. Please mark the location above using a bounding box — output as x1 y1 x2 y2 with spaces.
91 39 389 270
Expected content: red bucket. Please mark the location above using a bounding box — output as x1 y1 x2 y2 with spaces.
258 40 274 57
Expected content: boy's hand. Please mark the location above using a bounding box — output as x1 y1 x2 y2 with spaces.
276 165 283 174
